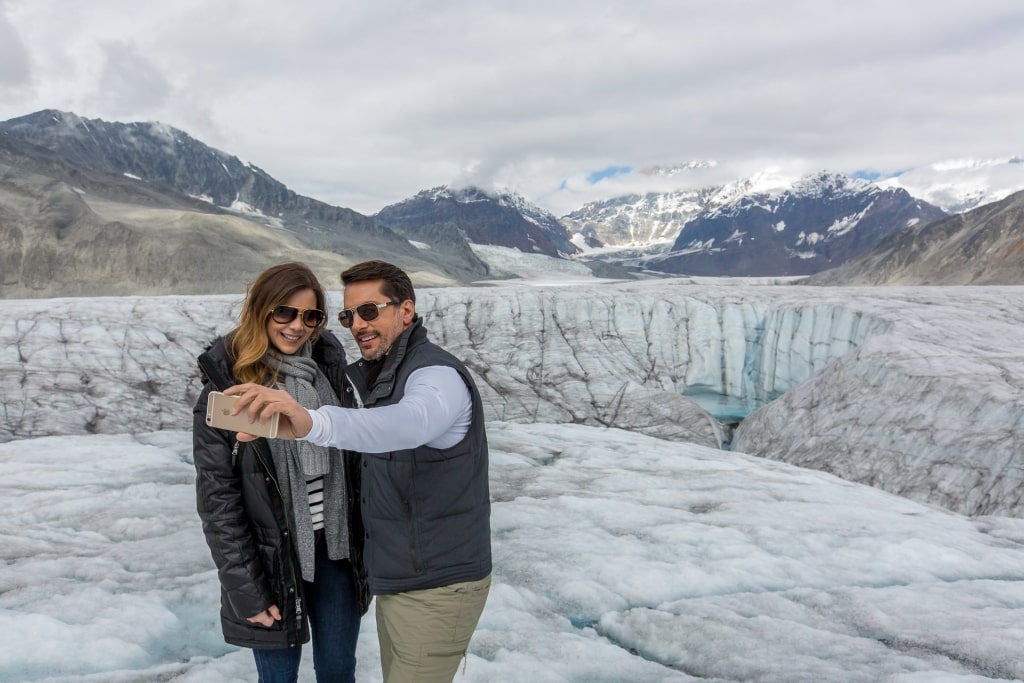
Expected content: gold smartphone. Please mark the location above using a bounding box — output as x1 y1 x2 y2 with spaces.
205 391 280 438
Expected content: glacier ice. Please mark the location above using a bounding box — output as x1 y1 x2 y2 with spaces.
2 280 1022 517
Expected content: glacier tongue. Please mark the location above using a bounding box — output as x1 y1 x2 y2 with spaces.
2 281 1023 516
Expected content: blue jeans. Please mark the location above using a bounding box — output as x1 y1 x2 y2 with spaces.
253 534 361 683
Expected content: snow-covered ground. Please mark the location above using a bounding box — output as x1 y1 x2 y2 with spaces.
4 425 1024 682
2 256 1023 681
470 244 608 285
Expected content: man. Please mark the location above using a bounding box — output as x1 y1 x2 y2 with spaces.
228 260 491 683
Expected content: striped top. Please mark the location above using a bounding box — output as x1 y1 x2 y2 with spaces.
306 475 325 531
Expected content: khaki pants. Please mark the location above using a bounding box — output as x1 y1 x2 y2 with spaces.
376 574 491 683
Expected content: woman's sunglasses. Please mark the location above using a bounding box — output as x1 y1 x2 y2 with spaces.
269 304 326 328
338 301 396 328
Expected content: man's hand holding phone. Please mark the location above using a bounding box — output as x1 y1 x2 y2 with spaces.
222 384 314 442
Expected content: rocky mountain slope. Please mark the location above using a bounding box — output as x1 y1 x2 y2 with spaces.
0 133 359 297
0 111 489 297
809 188 1024 285
6 109 1019 289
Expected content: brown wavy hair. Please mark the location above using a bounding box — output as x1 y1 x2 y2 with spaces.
230 262 327 385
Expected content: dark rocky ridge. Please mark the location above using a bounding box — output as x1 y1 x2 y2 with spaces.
809 188 1024 285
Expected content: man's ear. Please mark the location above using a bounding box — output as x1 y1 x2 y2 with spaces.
401 300 416 326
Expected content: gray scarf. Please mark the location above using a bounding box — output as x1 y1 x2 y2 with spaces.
265 347 338 476
263 343 349 581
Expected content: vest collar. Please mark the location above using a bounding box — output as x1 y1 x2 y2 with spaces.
363 316 427 403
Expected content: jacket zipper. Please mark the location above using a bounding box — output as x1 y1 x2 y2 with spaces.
250 440 305 641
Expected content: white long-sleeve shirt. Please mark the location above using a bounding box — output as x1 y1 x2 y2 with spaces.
302 365 472 453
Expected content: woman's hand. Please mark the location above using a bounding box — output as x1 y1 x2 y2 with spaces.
224 384 314 441
247 604 282 627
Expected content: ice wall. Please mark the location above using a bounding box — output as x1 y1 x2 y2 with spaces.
0 295 232 442
415 286 888 432
3 282 1023 517
746 304 889 403
1 283 873 450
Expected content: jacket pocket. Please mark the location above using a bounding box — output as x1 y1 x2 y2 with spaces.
252 526 284 607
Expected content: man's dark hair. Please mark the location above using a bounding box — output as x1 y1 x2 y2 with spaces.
341 260 416 304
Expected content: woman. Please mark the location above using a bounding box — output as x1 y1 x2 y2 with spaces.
193 262 368 683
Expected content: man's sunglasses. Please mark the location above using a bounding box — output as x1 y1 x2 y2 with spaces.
338 301 397 328
269 304 326 328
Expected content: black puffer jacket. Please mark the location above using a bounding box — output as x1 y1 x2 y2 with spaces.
193 330 370 649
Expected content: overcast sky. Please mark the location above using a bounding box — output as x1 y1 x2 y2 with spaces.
1 0 1022 215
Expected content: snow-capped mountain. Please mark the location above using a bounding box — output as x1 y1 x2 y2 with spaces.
565 159 1024 274
5 109 1020 288
604 171 948 277
562 187 721 248
640 161 717 175
375 185 590 259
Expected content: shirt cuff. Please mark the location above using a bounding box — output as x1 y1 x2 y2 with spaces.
301 407 331 446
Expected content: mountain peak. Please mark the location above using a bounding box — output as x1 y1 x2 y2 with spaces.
0 109 493 292
378 184 580 258
5 109 195 145
414 184 565 231
790 170 873 198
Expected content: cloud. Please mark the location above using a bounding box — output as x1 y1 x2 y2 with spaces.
89 41 171 114
0 5 30 87
1 0 1022 215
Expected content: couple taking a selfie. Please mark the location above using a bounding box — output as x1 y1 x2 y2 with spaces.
193 260 492 683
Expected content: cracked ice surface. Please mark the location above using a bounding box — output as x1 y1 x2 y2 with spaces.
2 281 1023 516
729 286 1024 517
3 425 1024 681
370 280 1017 518
0 282 895 449
3 279 1024 681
